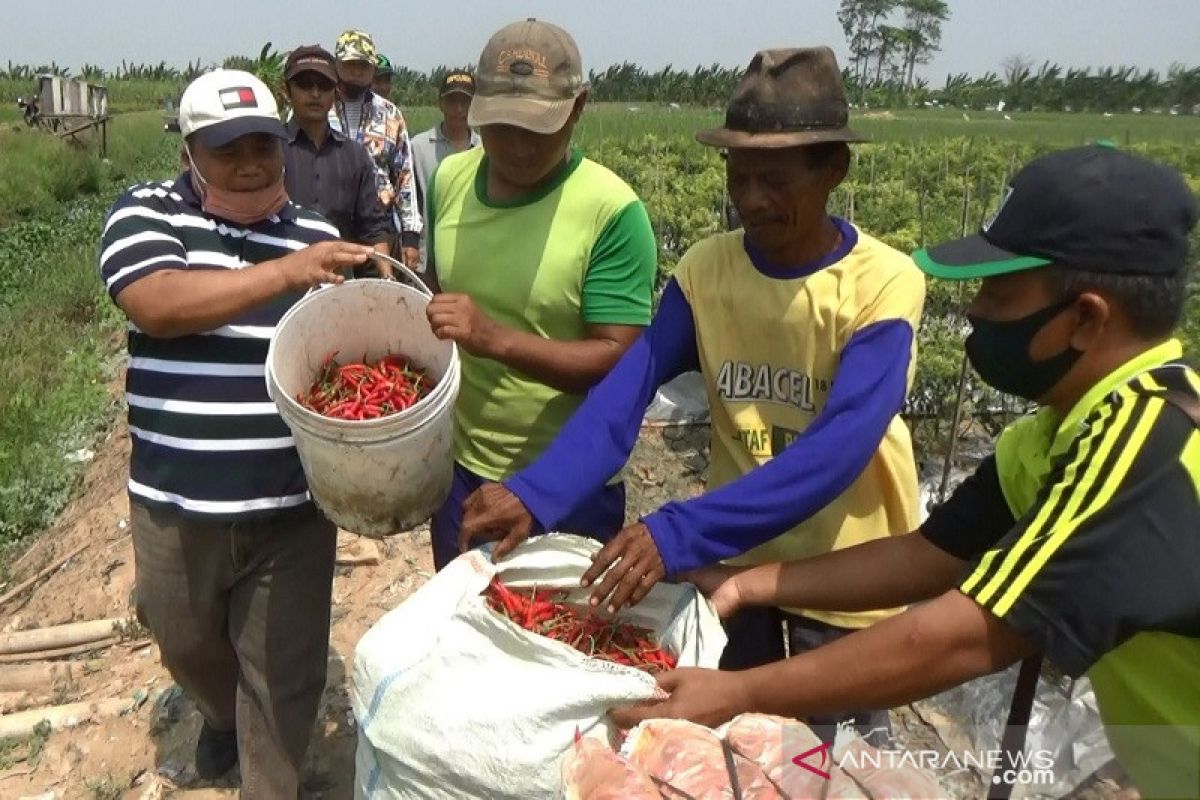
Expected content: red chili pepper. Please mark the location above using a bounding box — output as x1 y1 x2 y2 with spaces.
298 353 437 421
482 578 675 674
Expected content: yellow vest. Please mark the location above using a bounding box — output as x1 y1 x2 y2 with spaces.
674 230 925 629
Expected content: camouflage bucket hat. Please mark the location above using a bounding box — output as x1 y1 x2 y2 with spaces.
335 30 377 63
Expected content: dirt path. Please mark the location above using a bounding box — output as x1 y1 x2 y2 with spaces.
0 413 1129 799
0 418 708 799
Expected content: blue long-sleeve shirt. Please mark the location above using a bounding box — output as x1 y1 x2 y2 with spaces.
507 231 916 574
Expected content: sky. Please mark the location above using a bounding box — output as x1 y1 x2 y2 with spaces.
4 0 1198 81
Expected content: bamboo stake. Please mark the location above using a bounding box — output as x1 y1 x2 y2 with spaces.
7 542 44 576
0 618 129 656
0 638 121 664
939 349 974 504
916 183 927 248
938 172 975 503
0 542 89 609
0 663 74 692
0 697 132 738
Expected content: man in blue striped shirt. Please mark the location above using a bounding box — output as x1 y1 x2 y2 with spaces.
99 70 373 798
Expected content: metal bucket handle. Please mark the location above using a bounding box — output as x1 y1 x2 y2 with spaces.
368 251 433 299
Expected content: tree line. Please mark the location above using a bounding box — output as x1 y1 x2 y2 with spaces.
5 12 1200 116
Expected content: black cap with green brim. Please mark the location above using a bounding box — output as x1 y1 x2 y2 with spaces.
913 145 1198 282
913 235 1051 280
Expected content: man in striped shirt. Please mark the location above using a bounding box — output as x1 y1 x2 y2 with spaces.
99 70 373 797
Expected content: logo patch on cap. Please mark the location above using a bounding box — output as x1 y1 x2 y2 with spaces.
219 87 259 110
498 48 550 79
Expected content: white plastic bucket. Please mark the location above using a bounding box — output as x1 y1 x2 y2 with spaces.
266 276 459 538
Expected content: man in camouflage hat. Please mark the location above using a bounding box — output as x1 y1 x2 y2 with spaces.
332 29 421 268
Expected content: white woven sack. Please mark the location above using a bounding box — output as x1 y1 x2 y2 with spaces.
352 533 727 800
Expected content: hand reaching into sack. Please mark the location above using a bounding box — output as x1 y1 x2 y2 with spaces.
581 522 667 614
459 483 537 562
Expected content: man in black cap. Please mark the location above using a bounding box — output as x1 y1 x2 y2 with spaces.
99 69 373 797
411 70 479 209
410 69 480 270
459 47 924 736
283 45 392 263
612 145 1200 800
373 53 395 98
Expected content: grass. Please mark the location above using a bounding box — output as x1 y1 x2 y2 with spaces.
853 107 1200 145
0 112 176 552
0 128 101 225
0 105 168 226
86 773 132 800
0 76 183 115
0 720 51 771
106 110 183 182
396 103 1200 149
0 103 1197 556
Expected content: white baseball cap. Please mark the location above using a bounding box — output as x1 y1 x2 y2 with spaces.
179 69 285 148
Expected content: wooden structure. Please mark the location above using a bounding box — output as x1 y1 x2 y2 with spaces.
33 74 111 157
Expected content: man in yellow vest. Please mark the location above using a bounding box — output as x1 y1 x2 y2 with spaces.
612 146 1200 799
423 19 656 570
459 48 925 736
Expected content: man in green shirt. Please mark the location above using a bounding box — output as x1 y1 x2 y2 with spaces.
423 18 657 569
613 146 1200 798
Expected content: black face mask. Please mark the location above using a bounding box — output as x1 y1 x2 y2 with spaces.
966 297 1082 402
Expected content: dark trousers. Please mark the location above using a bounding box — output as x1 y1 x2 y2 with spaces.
131 502 336 799
719 606 893 742
430 462 627 571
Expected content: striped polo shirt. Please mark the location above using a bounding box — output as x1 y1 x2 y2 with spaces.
99 172 339 520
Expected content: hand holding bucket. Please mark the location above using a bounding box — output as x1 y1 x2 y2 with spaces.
266 273 459 538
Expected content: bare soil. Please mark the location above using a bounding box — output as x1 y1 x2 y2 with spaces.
0 416 1128 799
0 420 708 799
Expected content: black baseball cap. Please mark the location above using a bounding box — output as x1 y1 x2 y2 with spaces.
914 145 1198 280
440 69 475 97
285 45 338 84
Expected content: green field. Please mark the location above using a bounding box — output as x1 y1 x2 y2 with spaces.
397 103 1200 148
0 112 178 553
50 99 1190 151
0 104 1197 553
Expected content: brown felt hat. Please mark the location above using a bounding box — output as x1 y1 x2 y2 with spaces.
697 47 867 149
